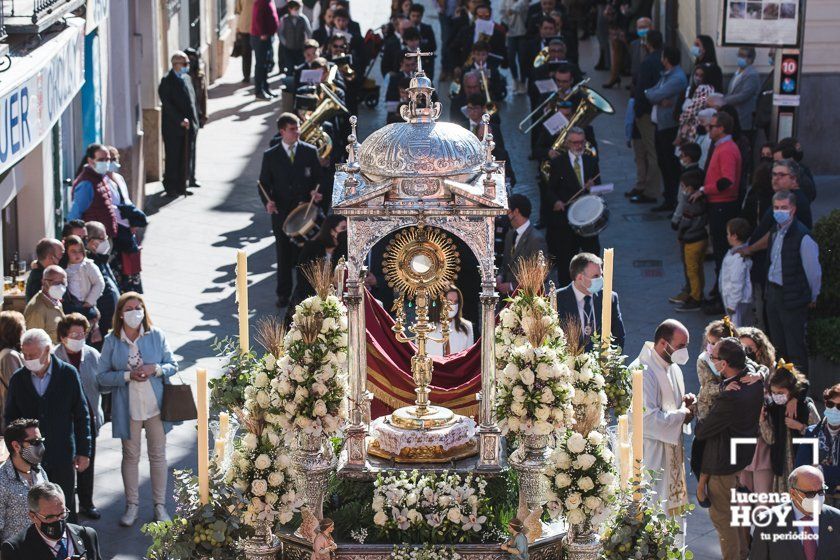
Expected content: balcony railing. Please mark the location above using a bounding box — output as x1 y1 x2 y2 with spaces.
3 0 85 35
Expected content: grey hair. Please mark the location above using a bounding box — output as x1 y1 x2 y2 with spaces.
773 158 800 177
42 264 66 279
85 220 107 239
772 190 797 207
20 328 52 351
28 482 65 512
171 50 188 64
462 71 480 85
567 126 586 138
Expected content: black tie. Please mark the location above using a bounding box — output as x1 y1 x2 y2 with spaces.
511 229 519 252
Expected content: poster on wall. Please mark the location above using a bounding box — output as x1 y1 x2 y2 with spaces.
720 0 804 47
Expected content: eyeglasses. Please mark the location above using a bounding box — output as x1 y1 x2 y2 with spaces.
709 355 720 360
23 438 45 446
792 485 828 499
33 508 70 523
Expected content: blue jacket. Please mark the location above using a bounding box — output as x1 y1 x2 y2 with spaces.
4 358 91 470
644 65 688 131
96 327 179 440
795 420 840 491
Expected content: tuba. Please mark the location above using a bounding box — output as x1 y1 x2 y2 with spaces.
300 84 349 159
539 86 614 182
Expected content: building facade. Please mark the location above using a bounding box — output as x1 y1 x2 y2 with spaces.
0 0 235 306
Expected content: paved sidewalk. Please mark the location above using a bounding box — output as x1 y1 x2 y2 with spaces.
79 1 840 557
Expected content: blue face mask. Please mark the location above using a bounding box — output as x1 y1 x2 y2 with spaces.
637 28 649 38
109 161 121 173
704 355 720 377
178 65 190 76
588 276 604 294
736 57 748 69
690 45 701 58
824 406 840 426
93 161 110 175
773 210 791 224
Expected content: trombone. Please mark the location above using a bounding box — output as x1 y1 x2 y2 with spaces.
479 68 497 115
517 76 591 134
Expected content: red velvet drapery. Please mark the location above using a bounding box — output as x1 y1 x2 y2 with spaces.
364 291 484 419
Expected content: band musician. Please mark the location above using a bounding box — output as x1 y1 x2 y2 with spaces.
542 126 601 277
258 113 323 308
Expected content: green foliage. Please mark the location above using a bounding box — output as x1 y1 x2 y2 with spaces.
323 476 376 541
209 337 259 415
809 316 840 364
813 210 840 317
142 470 246 560
599 344 632 416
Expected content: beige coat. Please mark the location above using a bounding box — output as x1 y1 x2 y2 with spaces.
23 293 65 344
236 0 255 34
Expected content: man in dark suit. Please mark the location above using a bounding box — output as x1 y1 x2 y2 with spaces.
157 51 200 197
542 126 602 278
556 252 625 350
694 338 764 560
408 3 437 81
0 482 101 560
496 194 548 297
258 113 323 308
750 465 840 560
4 329 91 524
459 41 505 101
448 3 507 71
629 30 663 202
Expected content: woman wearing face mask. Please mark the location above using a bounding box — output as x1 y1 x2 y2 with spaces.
84 221 120 344
53 314 104 520
96 293 178 527
66 144 119 245
286 215 348 323
739 143 775 230
104 146 147 295
0 419 50 542
795 383 840 508
674 63 724 149
426 286 474 357
765 362 819 493
0 311 26 430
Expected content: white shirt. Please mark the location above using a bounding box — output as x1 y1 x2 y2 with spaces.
282 140 297 160
41 529 74 558
571 283 596 334
426 319 475 357
791 503 820 541
122 327 161 421
567 151 584 186
513 220 530 250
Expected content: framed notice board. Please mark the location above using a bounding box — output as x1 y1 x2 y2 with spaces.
720 0 805 47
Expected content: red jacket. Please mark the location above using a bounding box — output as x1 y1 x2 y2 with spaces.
703 137 741 204
251 0 279 37
73 167 118 238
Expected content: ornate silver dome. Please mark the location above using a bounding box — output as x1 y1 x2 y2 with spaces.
357 121 484 180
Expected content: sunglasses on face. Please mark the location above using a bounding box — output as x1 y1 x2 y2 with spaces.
793 485 828 499
24 438 45 446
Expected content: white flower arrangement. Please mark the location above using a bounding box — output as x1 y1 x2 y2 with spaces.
372 470 492 543
265 293 349 443
391 543 462 560
545 429 617 529
225 432 302 528
567 352 608 434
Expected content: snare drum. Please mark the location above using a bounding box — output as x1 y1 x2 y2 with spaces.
567 194 609 238
282 203 325 247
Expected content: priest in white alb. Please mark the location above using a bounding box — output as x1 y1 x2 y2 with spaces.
630 319 694 516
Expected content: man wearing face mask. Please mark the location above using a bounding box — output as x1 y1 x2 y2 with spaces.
23 239 64 302
496 194 548 297
84 221 120 343
796 383 840 508
630 319 694 519
556 252 625 351
4 329 91 525
712 46 760 147
23 266 67 344
694 337 764 560
0 483 102 560
750 465 840 559
157 51 200 197
0 419 50 542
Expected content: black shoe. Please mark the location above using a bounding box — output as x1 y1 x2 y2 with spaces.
602 79 620 89
189 181 202 188
651 202 676 212
630 194 656 204
183 190 195 196
164 191 179 198
255 93 270 100
675 298 701 312
276 296 290 308
242 77 251 83
80 506 101 520
264 90 278 98
625 188 644 198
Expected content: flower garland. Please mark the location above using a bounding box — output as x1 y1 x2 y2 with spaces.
225 432 302 528
391 543 462 560
265 293 349 442
544 430 616 528
372 470 494 544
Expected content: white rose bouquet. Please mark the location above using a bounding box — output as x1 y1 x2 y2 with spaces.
545 429 617 529
567 352 608 435
225 432 302 529
265 281 349 442
391 543 462 560
372 470 493 543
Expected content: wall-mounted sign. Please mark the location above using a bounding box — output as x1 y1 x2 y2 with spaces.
720 0 804 47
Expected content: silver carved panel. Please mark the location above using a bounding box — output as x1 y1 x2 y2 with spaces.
400 178 441 198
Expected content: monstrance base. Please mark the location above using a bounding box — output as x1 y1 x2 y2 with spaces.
390 404 455 429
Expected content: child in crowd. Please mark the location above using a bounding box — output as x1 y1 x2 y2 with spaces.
672 169 707 311
63 235 105 343
720 218 754 327
669 144 703 306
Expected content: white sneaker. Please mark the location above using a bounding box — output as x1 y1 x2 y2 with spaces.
120 503 139 527
154 504 171 522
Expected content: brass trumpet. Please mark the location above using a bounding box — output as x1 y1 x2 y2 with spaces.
518 76 591 134
479 68 498 115
533 46 549 68
333 54 356 82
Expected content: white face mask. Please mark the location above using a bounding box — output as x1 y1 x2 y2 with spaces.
771 393 788 405
123 309 145 329
670 347 690 366
800 494 824 515
447 304 459 320
48 284 66 300
24 355 45 372
94 239 111 255
64 338 86 353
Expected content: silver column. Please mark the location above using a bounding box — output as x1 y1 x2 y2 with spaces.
476 278 501 471
339 269 368 472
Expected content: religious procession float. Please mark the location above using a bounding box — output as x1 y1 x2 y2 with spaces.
142 60 692 560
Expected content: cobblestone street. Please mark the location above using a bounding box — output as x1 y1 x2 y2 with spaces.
75 2 840 558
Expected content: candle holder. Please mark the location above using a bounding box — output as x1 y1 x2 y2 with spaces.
239 517 281 560
564 519 602 560
509 434 550 540
292 431 336 542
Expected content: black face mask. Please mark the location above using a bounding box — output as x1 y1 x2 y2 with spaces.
745 350 757 361
696 126 707 136
38 518 66 540
20 442 45 466
760 156 773 163
337 231 347 246
794 150 804 162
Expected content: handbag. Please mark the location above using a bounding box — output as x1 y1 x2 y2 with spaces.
161 375 198 422
232 33 245 57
